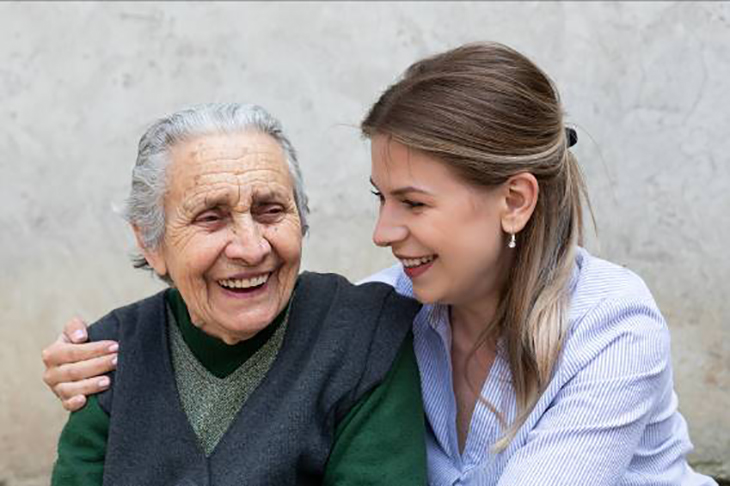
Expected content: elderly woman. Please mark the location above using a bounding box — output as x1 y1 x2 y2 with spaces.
50 103 426 485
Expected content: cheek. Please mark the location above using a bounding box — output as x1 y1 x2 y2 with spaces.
414 214 458 253
169 235 227 280
462 226 502 269
268 224 303 269
282 237 303 267
441 216 500 266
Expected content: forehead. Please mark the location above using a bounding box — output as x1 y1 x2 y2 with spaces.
166 131 293 205
370 135 461 190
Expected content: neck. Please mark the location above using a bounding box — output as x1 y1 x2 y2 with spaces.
449 249 512 350
450 294 500 354
449 290 501 455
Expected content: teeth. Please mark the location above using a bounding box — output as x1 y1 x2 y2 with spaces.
401 256 435 268
218 274 269 289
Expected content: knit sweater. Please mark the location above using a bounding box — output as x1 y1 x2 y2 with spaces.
52 273 427 485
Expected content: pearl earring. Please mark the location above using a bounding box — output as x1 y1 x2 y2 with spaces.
508 233 517 249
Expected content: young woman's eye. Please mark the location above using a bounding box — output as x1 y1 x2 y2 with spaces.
370 189 384 203
403 199 424 209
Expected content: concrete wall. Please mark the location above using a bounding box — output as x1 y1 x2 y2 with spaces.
1 2 728 484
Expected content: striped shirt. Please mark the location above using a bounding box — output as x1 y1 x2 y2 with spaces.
363 248 716 486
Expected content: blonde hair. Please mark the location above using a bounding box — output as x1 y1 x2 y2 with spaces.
361 42 589 450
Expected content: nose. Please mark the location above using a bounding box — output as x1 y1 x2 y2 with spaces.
372 205 408 247
225 216 272 265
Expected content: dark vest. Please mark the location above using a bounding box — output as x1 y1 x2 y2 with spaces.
88 272 420 486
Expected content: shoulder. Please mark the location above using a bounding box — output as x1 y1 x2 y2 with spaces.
87 290 168 343
561 248 671 377
358 264 402 287
297 271 420 326
358 264 416 300
569 248 658 316
294 272 421 410
84 291 167 414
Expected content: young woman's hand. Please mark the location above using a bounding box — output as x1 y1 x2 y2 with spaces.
41 317 118 411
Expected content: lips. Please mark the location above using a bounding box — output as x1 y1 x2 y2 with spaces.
397 255 437 279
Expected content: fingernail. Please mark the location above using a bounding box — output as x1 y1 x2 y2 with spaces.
111 355 118 366
98 377 110 388
108 343 119 353
72 330 86 341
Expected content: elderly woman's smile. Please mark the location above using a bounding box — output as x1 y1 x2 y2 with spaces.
139 131 303 344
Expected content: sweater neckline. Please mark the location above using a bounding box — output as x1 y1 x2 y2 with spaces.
165 288 287 378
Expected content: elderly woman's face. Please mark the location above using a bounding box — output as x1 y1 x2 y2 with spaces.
140 131 302 344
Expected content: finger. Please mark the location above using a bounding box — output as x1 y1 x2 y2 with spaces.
42 340 118 368
63 316 90 344
54 374 112 401
44 352 117 388
62 394 87 412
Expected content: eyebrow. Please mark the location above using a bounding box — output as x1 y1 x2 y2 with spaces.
251 187 290 202
195 194 233 211
369 178 433 197
184 186 290 213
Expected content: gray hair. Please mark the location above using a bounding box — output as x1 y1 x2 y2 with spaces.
124 103 309 264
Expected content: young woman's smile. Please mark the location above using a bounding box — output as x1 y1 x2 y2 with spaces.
395 253 437 279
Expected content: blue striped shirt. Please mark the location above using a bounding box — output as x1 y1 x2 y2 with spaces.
363 248 716 485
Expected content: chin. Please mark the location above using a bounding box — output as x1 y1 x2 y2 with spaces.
233 316 273 335
218 326 264 344
412 288 441 305
210 313 270 342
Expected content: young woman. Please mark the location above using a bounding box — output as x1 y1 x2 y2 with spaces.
42 43 715 485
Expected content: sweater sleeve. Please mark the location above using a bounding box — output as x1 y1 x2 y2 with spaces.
51 394 109 486
323 332 427 486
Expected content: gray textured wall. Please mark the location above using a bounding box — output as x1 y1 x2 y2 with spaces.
1 2 728 484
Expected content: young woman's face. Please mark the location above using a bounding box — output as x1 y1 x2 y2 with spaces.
370 135 510 307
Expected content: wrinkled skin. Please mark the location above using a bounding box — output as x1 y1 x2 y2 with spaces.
141 131 302 344
42 130 303 409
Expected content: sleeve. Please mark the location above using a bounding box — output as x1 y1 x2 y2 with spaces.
51 394 109 486
496 299 676 486
323 333 427 486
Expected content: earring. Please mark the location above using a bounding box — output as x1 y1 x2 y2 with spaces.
507 233 516 249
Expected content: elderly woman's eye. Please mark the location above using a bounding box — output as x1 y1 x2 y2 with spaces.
265 205 284 214
255 204 286 222
195 210 224 225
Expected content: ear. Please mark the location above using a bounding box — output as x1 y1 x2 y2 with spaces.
131 225 168 277
501 172 539 234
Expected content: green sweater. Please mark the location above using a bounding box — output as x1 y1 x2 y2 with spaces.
52 289 426 485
